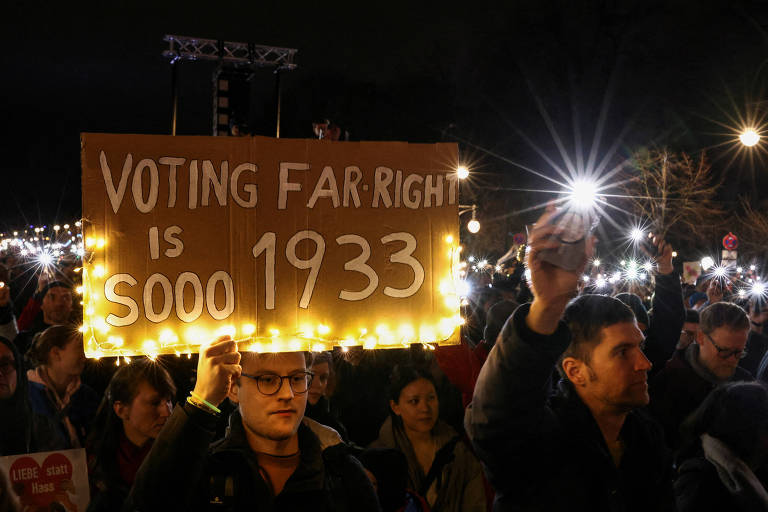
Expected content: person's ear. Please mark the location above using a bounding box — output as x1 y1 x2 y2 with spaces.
695 330 704 345
562 357 588 387
113 401 129 421
389 399 401 416
227 379 240 404
50 346 62 363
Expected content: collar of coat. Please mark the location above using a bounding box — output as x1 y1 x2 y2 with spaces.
553 379 653 470
210 409 345 496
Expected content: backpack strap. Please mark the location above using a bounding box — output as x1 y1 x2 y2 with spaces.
418 435 461 497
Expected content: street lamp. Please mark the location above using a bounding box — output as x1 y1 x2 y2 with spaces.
460 204 480 233
740 128 760 147
457 165 469 180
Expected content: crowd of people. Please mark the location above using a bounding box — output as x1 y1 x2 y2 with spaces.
1 210 768 511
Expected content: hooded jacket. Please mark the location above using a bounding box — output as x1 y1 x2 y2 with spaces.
370 416 486 512
124 402 381 512
465 303 675 511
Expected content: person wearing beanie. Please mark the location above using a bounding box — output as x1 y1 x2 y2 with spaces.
689 292 708 310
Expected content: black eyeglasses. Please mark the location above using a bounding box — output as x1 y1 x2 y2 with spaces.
240 371 314 396
704 333 748 360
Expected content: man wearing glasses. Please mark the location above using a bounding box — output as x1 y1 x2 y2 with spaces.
649 301 752 451
125 338 380 511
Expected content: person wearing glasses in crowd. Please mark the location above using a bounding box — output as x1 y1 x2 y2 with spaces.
649 301 752 452
125 337 380 512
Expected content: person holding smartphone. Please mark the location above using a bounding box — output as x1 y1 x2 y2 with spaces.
465 205 674 511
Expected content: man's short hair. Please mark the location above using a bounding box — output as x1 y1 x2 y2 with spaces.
41 281 72 299
685 308 700 324
558 295 636 377
699 302 749 335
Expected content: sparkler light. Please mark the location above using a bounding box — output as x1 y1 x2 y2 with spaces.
752 282 767 298
592 259 601 267
630 228 644 243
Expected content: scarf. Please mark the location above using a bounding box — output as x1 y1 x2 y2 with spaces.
701 433 768 510
27 367 82 448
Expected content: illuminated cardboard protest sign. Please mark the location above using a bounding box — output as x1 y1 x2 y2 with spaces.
81 134 461 357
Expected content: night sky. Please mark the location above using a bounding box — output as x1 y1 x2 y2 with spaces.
4 0 768 244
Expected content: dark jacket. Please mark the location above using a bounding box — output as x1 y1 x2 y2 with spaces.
0 336 66 455
305 396 349 442
27 375 99 449
675 444 768 511
13 315 53 363
649 343 753 452
370 416 486 512
124 403 381 512
743 331 768 378
644 271 685 377
465 303 674 511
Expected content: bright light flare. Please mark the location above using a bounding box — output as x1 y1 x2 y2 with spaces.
701 257 715 271
567 179 599 211
740 128 760 147
467 219 480 233
630 228 644 243
457 165 469 179
37 252 54 267
457 279 471 297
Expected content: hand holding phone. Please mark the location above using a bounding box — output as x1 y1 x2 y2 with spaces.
537 207 598 271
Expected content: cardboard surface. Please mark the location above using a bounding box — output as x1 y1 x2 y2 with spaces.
81 134 461 356
1 449 89 511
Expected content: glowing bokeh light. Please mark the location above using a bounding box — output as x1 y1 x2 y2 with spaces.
740 128 760 147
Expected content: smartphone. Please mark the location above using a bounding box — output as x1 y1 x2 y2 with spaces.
641 232 659 258
537 208 598 271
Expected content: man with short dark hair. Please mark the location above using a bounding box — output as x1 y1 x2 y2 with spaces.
13 281 73 357
465 206 674 511
125 338 379 511
649 301 752 451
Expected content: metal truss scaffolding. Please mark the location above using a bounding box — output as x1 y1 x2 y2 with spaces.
162 35 298 136
163 35 298 70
